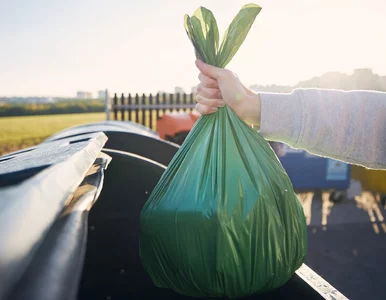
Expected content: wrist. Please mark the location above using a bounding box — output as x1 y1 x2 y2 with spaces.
242 93 261 127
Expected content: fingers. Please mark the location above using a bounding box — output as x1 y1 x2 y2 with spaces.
196 94 225 108
195 93 225 115
198 73 218 88
195 60 222 80
194 59 230 117
197 83 221 99
195 103 217 115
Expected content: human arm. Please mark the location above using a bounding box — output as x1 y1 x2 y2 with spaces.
195 60 386 170
259 88 386 169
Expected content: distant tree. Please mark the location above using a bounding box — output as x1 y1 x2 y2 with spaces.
251 69 386 93
0 100 105 117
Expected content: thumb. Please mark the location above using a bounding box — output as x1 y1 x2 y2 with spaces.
195 60 222 80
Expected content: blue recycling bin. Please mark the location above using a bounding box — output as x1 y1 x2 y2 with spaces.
271 143 351 191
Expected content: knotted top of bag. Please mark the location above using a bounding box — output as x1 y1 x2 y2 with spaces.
184 4 261 68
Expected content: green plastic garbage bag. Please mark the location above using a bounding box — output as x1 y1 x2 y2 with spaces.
140 4 307 298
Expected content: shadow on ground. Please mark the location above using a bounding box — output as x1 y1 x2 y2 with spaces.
300 192 386 300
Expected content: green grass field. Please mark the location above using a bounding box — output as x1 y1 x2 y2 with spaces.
0 113 106 155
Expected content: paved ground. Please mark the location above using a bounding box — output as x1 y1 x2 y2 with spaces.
298 192 386 300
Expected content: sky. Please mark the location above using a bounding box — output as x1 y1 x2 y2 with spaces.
0 0 385 97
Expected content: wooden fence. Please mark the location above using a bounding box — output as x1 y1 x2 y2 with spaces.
110 93 196 131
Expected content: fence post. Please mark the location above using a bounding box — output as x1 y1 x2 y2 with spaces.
162 93 166 116
105 89 110 121
190 93 195 112
135 93 139 123
128 93 132 121
183 93 187 112
176 93 181 113
156 93 161 120
149 94 153 130
113 93 118 120
140 93 146 126
169 93 174 113
120 93 125 121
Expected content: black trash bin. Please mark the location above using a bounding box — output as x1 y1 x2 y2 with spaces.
33 123 345 300
78 149 168 300
44 121 179 166
78 148 344 300
0 123 347 300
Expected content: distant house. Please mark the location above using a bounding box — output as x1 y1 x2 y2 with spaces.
174 87 185 95
98 90 106 100
77 91 93 99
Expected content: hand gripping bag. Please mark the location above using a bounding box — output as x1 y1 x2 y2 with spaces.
140 4 307 298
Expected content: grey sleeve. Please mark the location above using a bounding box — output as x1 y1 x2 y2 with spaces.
258 88 386 170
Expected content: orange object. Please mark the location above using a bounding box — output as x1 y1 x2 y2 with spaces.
351 165 386 193
157 111 200 142
157 110 254 144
